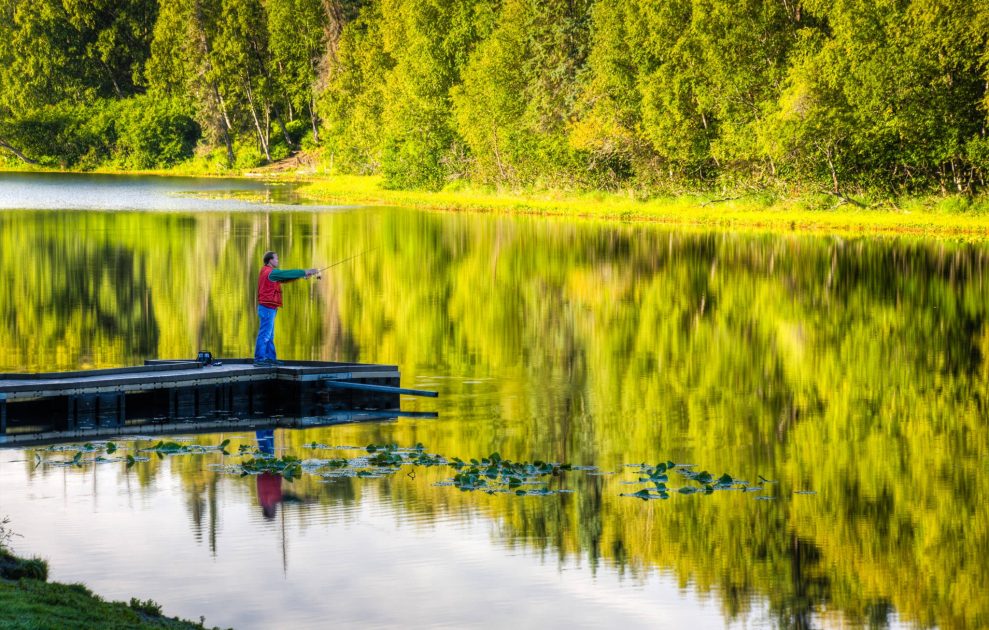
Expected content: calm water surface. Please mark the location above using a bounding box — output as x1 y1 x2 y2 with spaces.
0 173 986 629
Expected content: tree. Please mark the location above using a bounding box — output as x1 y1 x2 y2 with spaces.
453 0 593 189
763 0 989 194
147 0 236 165
317 1 392 173
374 0 494 189
0 0 157 109
266 0 328 142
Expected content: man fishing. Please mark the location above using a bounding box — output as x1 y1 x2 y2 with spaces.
254 251 318 366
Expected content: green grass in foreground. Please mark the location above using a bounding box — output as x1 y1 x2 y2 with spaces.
298 175 989 238
0 549 215 630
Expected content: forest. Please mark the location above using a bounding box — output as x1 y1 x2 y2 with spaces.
0 0 987 197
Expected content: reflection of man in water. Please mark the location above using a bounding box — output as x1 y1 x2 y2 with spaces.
257 472 283 519
255 430 282 519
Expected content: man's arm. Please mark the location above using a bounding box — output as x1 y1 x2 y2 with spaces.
268 268 318 282
268 268 306 282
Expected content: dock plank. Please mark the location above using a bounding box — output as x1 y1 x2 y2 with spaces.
0 360 399 400
0 359 437 441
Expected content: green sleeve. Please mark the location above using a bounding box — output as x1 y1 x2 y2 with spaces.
268 268 307 282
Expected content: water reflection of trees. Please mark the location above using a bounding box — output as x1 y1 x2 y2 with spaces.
8 208 989 628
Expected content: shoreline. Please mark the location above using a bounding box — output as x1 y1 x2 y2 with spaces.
295 176 989 239
0 547 215 629
4 166 989 238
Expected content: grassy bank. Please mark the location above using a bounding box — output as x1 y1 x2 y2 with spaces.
297 175 989 238
6 159 989 237
0 548 216 629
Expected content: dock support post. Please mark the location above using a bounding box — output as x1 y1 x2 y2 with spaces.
297 383 308 417
0 394 6 435
96 395 107 427
97 393 125 428
67 396 77 430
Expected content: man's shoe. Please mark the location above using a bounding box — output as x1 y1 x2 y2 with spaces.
270 359 285 366
253 359 272 367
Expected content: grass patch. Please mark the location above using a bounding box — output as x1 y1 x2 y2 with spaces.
0 548 217 629
0 577 215 629
0 549 48 582
297 175 989 238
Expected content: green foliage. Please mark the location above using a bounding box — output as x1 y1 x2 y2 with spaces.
114 96 200 168
283 119 306 146
452 0 593 188
319 0 989 195
0 549 49 582
761 0 989 194
372 0 493 189
2 0 989 191
128 598 163 616
0 96 198 168
0 0 157 110
318 3 392 175
0 575 211 628
239 455 303 480
266 0 327 127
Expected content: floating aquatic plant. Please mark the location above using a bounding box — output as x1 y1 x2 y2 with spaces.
620 462 797 501
239 455 303 481
41 442 120 467
27 437 812 503
141 439 230 456
445 452 572 495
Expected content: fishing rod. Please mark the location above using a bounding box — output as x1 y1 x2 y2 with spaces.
313 248 376 279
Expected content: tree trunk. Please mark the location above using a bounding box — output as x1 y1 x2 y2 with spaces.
276 61 294 121
0 135 37 164
97 58 124 98
274 109 294 151
214 87 236 167
192 0 235 167
321 0 345 60
308 98 320 144
244 78 271 161
819 143 839 193
491 126 508 182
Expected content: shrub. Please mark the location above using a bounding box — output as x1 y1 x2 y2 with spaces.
1 97 199 169
284 119 306 145
3 103 107 167
128 597 163 616
0 549 49 581
115 95 200 169
233 142 267 170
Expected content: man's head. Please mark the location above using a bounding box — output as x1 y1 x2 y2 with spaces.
263 251 279 267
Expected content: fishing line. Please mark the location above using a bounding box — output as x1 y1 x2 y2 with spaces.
314 247 377 278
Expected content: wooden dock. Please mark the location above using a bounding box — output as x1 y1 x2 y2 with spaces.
0 359 437 445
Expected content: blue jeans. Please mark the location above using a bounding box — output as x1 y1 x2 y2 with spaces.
254 305 277 362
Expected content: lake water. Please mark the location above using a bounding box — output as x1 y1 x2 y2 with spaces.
0 172 986 629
